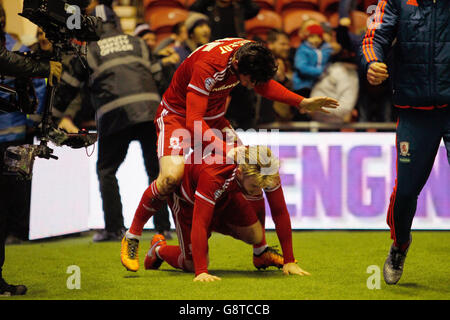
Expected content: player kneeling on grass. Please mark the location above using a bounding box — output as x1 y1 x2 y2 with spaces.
121 145 310 281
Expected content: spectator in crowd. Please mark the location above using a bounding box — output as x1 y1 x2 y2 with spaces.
309 61 359 124
338 0 358 27
298 18 322 46
53 4 162 242
189 0 259 41
134 23 180 95
293 24 333 98
338 0 393 122
258 29 296 124
321 21 342 56
154 22 188 54
86 0 122 31
308 22 359 124
174 12 211 64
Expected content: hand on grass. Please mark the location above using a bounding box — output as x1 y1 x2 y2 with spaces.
282 263 311 276
193 272 222 282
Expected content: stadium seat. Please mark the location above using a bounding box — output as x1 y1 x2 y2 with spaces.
184 0 197 9
282 9 327 47
277 0 320 15
245 9 282 41
319 0 340 16
253 0 277 11
328 10 369 34
144 0 186 9
146 7 188 41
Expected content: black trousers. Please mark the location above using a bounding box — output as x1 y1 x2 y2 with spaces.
387 108 450 245
0 139 32 280
96 121 170 233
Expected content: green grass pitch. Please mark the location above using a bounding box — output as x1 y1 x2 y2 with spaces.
3 230 450 300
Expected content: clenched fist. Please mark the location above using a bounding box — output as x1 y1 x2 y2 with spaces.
367 62 389 86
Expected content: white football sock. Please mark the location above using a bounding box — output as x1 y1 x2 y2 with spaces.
253 244 268 256
126 230 141 240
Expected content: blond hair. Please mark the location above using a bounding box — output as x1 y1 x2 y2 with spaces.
235 145 280 189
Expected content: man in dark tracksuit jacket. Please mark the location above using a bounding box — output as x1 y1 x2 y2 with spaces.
54 5 164 241
360 0 450 285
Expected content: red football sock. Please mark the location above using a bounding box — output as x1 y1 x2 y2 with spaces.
157 245 185 270
129 181 164 236
250 197 267 249
264 184 295 263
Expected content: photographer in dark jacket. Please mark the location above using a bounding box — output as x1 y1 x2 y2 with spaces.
53 5 163 242
0 20 62 296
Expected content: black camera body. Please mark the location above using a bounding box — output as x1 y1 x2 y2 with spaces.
20 0 101 47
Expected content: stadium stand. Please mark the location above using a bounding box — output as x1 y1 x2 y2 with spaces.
253 0 277 11
146 6 188 45
277 0 320 14
318 0 340 16
184 0 197 8
245 9 283 41
143 0 186 9
328 10 368 34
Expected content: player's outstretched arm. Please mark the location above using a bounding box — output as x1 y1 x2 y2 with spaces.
194 272 222 282
254 80 339 115
299 96 339 114
282 263 311 276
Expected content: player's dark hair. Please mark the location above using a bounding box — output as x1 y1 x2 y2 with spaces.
235 41 277 84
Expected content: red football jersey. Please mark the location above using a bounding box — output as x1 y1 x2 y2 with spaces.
162 38 252 119
178 152 239 209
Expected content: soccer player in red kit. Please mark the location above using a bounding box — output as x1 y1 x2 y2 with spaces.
122 146 310 281
121 39 339 269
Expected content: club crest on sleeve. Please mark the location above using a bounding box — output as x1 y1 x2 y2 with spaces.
169 137 181 150
204 77 216 91
214 189 224 200
399 141 410 157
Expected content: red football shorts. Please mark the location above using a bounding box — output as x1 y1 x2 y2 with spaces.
154 106 239 159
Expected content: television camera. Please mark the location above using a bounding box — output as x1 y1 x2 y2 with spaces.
1 0 102 179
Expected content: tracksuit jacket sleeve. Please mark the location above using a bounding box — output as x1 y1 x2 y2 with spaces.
360 0 399 73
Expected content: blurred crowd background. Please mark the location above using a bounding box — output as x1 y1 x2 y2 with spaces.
2 0 396 134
